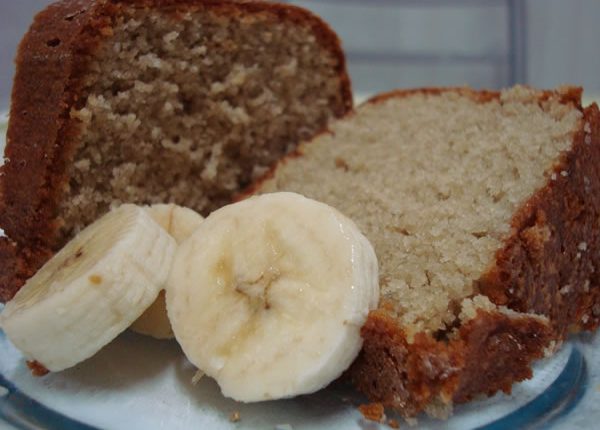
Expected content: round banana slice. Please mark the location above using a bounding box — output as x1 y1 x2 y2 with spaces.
130 204 204 339
0 204 176 372
167 192 379 401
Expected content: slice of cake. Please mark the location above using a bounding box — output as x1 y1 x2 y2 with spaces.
255 86 600 416
0 0 351 301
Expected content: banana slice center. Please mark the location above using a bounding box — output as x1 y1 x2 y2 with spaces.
235 266 280 311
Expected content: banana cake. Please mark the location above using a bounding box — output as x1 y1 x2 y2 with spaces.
0 0 351 302
254 86 600 417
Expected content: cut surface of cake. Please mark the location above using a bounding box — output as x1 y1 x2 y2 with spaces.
256 86 600 416
0 0 351 301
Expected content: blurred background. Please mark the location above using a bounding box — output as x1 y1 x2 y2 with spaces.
1 0 599 111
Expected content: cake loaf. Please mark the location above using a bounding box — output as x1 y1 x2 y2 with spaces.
255 86 600 416
0 0 351 302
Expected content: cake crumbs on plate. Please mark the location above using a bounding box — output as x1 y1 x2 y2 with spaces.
359 402 386 423
191 369 205 385
26 360 49 376
387 418 400 428
229 411 241 423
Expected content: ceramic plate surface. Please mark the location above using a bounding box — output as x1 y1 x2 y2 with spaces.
1 113 599 429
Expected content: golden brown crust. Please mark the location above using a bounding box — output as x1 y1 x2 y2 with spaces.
451 310 552 403
350 308 552 416
0 0 352 301
366 86 501 106
479 102 600 335
350 309 462 417
365 85 583 108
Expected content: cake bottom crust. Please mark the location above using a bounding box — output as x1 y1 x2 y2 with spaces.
350 308 553 417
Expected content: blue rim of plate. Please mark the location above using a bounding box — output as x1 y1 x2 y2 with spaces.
0 345 588 430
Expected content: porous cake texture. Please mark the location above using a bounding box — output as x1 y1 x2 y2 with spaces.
257 86 600 416
0 0 351 301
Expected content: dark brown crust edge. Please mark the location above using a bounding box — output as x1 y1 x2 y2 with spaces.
0 0 353 302
479 102 600 336
250 86 599 416
350 307 552 417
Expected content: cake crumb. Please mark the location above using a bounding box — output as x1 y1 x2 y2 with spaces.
100 27 114 37
543 340 558 357
191 370 205 385
229 411 241 423
335 157 349 171
359 403 385 423
163 31 179 43
559 285 572 295
578 241 588 251
388 418 400 428
405 417 418 426
584 176 591 193
26 360 49 376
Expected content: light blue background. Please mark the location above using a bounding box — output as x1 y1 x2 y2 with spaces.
1 0 599 108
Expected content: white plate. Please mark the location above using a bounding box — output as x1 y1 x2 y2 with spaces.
1 114 599 429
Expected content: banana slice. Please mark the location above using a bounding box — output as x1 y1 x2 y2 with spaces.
130 204 204 339
0 204 176 372
129 291 172 339
167 192 379 401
